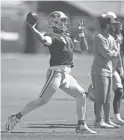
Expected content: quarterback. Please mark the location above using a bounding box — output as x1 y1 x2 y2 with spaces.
5 11 97 134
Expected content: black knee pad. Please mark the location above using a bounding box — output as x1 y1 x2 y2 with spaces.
114 88 123 101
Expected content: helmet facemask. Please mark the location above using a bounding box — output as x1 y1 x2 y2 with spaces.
48 11 71 33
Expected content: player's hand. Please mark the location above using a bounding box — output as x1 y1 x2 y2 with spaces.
26 12 38 26
78 20 85 33
77 20 85 38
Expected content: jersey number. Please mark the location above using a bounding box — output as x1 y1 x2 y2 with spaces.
63 37 74 52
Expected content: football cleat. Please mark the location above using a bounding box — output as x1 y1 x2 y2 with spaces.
94 119 114 128
105 120 120 128
5 115 19 132
113 114 124 125
75 123 97 134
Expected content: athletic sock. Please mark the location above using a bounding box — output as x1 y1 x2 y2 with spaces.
78 120 85 125
16 112 23 120
115 113 121 118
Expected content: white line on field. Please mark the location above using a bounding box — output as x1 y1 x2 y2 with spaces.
1 120 76 127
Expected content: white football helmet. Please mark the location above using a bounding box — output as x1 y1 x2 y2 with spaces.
48 11 70 32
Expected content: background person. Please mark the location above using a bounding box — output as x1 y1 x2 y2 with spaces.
91 12 120 128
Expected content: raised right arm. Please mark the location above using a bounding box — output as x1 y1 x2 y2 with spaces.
28 23 52 46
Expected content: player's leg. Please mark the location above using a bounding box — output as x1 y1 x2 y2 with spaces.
5 70 62 132
92 75 103 123
87 83 96 118
103 77 119 128
20 70 62 116
60 73 97 134
92 75 114 128
60 73 86 123
120 53 124 99
113 71 124 125
87 83 95 101
91 78 97 120
122 76 124 99
103 77 112 122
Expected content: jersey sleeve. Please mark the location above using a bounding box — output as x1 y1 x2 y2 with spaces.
96 34 119 59
44 33 66 47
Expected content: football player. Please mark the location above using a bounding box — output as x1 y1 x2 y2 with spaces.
5 11 97 134
109 18 124 125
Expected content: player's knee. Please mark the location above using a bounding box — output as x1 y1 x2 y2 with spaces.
114 88 123 101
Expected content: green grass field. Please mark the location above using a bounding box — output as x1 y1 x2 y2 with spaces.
1 54 124 140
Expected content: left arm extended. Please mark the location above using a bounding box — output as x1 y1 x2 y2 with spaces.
73 20 88 52
74 32 88 52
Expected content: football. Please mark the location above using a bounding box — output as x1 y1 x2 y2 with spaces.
26 12 38 25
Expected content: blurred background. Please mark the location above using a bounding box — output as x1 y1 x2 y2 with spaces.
1 0 124 54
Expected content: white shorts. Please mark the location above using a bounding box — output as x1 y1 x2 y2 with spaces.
113 71 123 91
39 65 85 102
